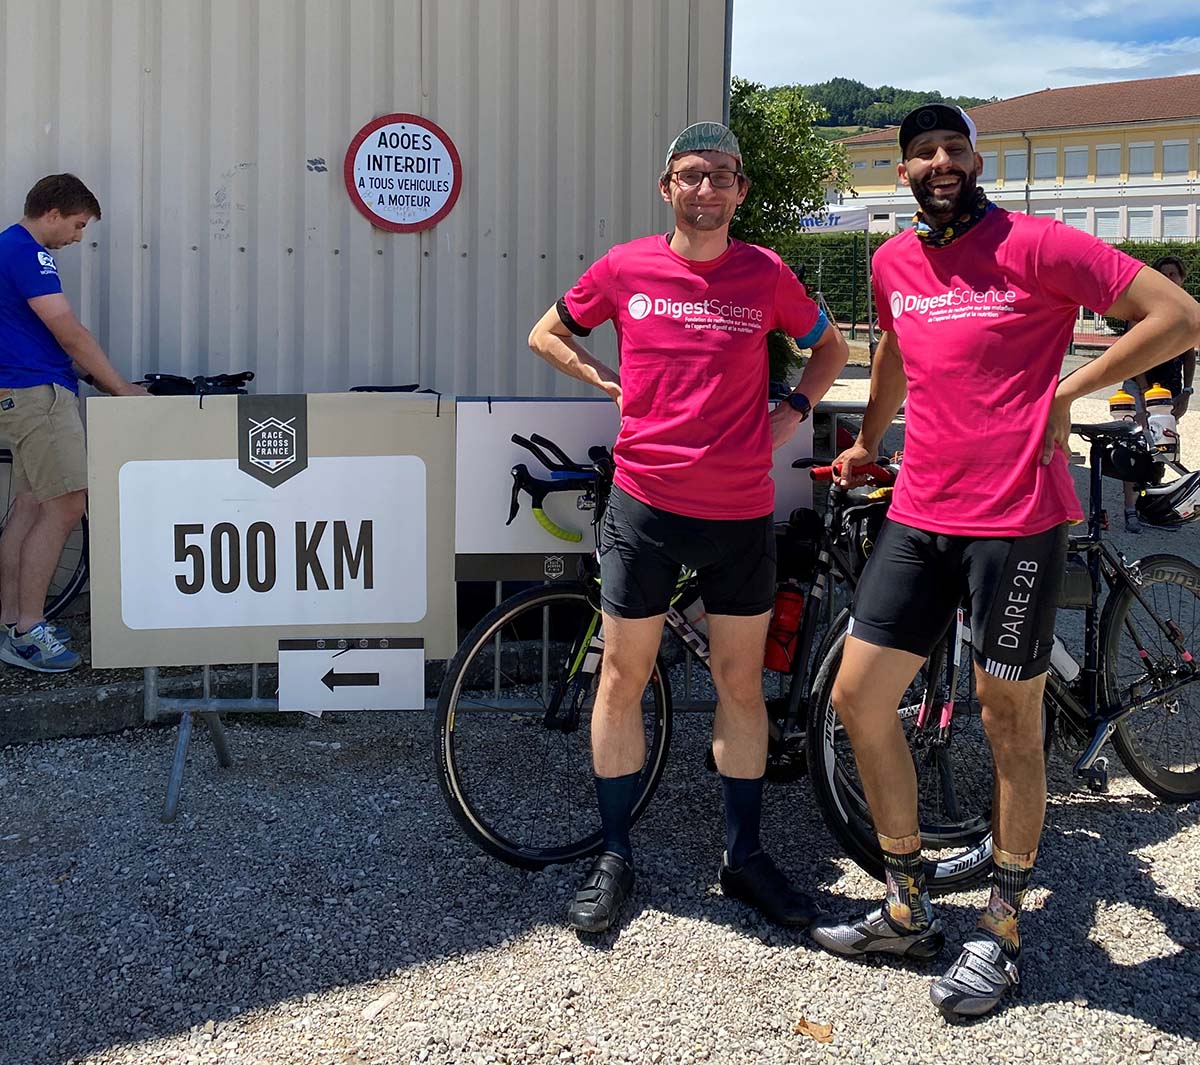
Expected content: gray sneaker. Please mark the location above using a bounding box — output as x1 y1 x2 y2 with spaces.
929 933 1020 1018
809 905 945 960
1124 508 1142 534
0 622 81 672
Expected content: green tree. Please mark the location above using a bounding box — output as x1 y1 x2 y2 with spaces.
727 77 853 382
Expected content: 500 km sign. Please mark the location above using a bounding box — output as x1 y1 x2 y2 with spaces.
344 113 462 233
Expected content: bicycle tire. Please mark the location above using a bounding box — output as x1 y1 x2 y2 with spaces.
434 581 673 869
806 624 994 893
1102 552 1200 802
0 449 89 621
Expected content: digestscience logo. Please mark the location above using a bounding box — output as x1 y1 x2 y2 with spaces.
626 293 764 332
889 286 1018 321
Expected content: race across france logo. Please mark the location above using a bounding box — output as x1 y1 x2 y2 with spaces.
628 293 652 320
37 251 57 276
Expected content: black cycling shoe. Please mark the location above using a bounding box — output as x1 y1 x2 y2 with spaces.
566 851 635 933
718 849 823 929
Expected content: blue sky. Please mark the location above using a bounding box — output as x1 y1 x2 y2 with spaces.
731 1 1200 101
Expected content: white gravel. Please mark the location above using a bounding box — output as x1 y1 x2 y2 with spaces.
1 359 1197 1065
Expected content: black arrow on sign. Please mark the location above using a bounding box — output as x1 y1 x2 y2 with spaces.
322 669 380 691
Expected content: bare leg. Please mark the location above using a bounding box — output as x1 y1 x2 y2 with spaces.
0 492 41 627
707 610 772 778
16 489 85 632
591 611 666 778
829 635 926 837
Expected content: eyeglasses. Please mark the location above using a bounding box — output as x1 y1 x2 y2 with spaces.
671 169 742 189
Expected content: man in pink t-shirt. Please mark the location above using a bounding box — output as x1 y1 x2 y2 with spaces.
528 122 849 935
810 104 1200 1019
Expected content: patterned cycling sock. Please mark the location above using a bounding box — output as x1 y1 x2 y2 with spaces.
978 846 1036 958
594 772 640 863
879 832 934 931
720 774 764 869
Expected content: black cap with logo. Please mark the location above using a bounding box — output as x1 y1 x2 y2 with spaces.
898 104 978 158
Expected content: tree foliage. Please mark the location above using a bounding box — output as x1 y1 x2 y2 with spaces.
792 78 995 129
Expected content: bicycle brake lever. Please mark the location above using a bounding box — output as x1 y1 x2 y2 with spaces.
506 466 527 526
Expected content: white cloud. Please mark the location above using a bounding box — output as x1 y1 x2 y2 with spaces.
731 0 1200 99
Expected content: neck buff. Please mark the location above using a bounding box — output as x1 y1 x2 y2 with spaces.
913 187 994 248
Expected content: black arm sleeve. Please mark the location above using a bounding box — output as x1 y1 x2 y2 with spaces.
556 296 592 338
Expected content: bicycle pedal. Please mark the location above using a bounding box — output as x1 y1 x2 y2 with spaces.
1080 757 1109 794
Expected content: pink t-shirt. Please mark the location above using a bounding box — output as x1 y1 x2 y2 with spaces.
564 234 820 519
873 209 1143 536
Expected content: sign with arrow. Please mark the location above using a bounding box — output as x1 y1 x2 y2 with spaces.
278 637 424 713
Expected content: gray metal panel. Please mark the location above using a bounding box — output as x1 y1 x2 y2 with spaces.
0 0 728 396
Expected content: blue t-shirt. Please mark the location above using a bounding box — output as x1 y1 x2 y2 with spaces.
0 223 77 392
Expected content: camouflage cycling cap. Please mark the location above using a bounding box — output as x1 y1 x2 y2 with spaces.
665 122 742 168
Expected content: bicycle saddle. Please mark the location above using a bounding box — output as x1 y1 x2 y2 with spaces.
1070 420 1140 442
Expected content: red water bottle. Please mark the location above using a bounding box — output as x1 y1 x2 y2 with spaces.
764 583 804 672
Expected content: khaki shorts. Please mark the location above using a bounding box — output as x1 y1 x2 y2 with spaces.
0 383 88 501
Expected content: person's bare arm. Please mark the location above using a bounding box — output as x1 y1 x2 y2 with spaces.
28 293 146 396
1043 267 1200 461
769 323 849 448
831 329 908 484
527 305 621 409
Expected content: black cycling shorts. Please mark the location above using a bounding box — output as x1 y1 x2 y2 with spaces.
598 485 775 619
848 518 1069 681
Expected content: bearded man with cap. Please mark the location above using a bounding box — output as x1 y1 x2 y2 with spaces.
809 104 1200 1018
528 121 849 935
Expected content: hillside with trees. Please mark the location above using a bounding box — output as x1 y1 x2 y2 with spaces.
781 77 995 131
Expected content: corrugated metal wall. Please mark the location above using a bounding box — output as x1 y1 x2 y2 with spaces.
0 0 729 396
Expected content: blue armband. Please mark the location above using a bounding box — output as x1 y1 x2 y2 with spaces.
795 309 829 349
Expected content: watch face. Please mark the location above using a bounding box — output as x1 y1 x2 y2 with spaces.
788 392 811 415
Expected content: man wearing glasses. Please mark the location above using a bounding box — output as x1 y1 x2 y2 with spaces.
528 122 849 934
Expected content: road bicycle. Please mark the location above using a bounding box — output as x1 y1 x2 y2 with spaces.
433 430 903 869
806 419 1200 891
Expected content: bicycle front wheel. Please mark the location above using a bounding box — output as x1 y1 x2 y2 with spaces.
807 626 994 892
1102 553 1200 802
434 581 673 869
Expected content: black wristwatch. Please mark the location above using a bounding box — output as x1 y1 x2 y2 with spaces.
785 391 812 420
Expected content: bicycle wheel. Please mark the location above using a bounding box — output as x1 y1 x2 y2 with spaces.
1102 553 1200 802
0 449 89 621
434 581 673 869
807 624 994 892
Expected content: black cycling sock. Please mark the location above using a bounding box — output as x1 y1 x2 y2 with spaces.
880 841 933 932
594 772 639 863
979 847 1036 958
720 773 764 869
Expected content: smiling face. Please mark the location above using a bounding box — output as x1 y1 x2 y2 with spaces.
899 130 982 223
659 150 748 233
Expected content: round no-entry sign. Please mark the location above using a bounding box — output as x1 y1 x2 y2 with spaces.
344 113 462 233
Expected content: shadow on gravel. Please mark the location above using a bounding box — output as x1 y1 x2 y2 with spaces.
2 700 1198 1062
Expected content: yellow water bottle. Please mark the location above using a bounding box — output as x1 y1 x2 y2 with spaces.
1108 387 1137 422
1145 383 1179 463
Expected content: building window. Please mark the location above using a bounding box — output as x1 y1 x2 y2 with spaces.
1128 144 1154 176
896 216 914 231
1005 151 1027 182
1095 210 1121 240
1033 149 1056 180
1096 146 1120 177
1128 209 1153 239
1062 210 1088 231
852 160 866 169
1163 208 1189 239
1034 209 1057 218
871 213 889 221
979 153 997 182
1163 142 1189 175
1064 147 1088 179
873 158 891 167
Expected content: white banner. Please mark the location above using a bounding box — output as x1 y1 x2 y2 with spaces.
118 456 427 630
797 206 870 233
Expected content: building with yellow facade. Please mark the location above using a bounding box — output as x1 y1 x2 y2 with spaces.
839 73 1200 239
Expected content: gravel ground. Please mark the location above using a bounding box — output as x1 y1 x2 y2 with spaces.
2 714 1198 1065
2 361 1198 1065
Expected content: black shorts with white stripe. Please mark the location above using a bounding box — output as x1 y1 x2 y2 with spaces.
847 518 1069 681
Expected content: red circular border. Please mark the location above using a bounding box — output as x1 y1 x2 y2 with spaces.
343 112 463 234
